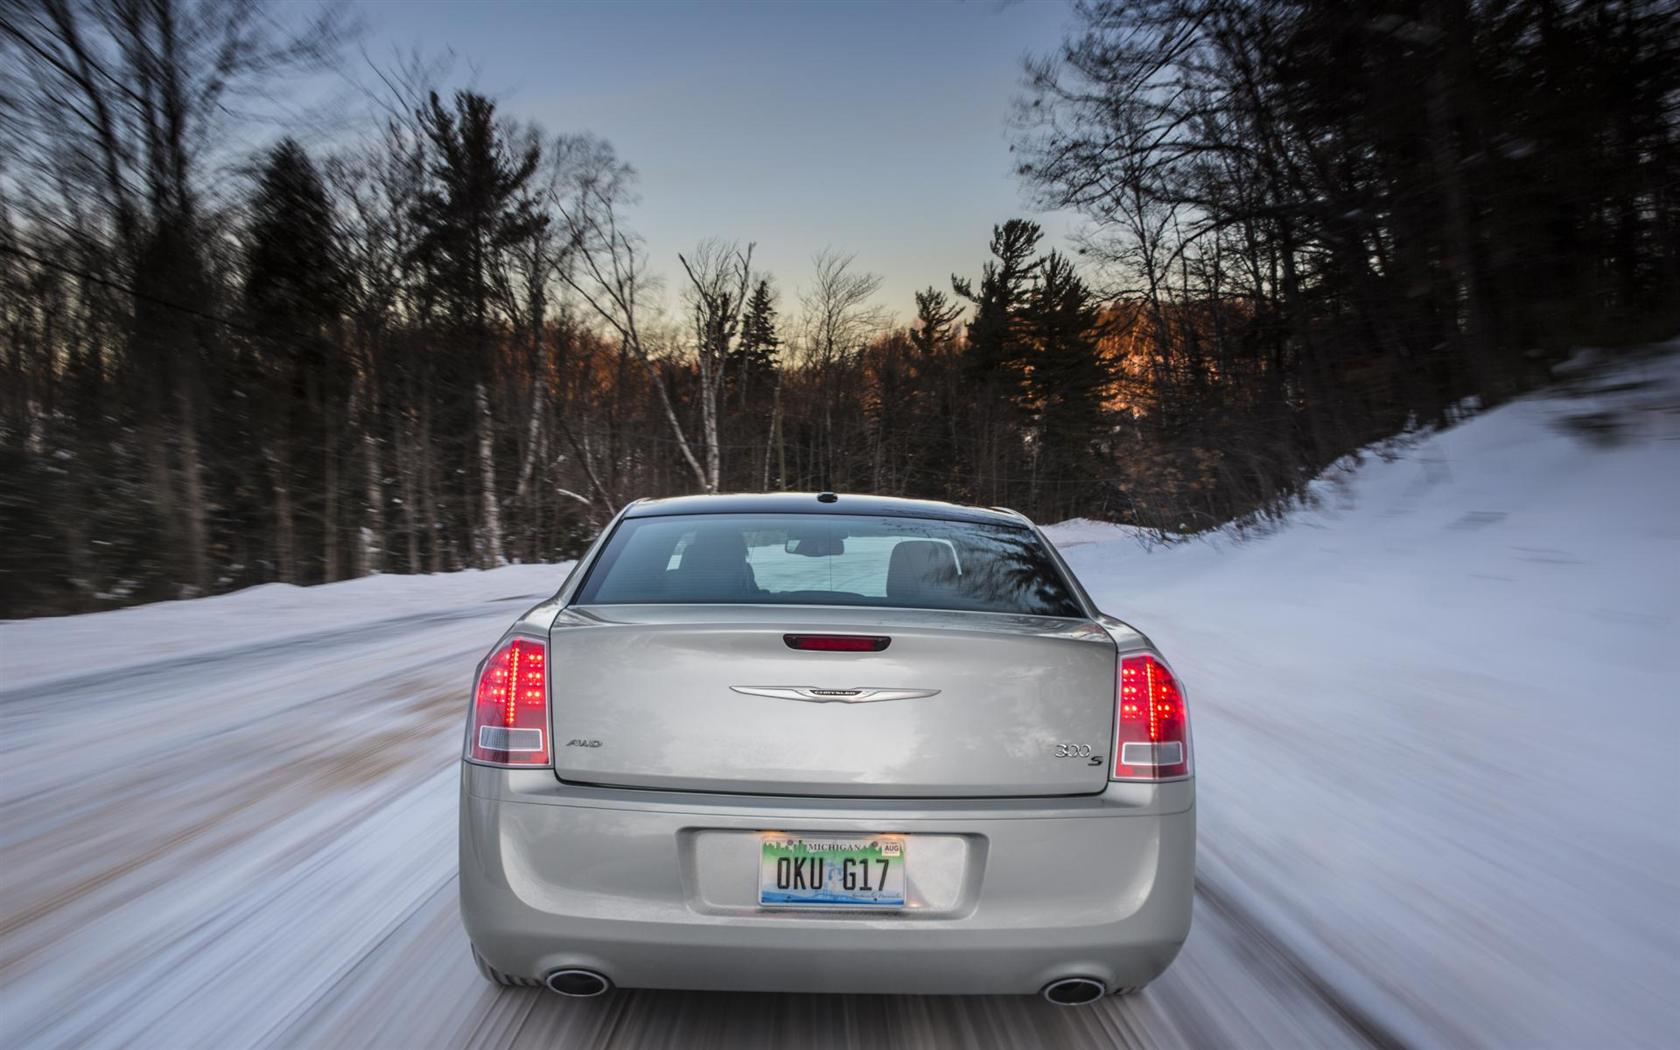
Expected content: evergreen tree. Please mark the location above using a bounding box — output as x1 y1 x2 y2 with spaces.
901 287 965 495
730 278 780 409
409 91 547 566
244 138 347 583
410 91 546 363
247 139 346 329
1022 251 1112 517
953 219 1041 386
951 219 1043 502
910 287 963 359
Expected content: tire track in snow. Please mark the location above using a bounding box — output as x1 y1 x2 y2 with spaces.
1190 879 1410 1050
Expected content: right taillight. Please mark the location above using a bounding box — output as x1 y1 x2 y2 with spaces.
1112 653 1191 780
467 636 550 767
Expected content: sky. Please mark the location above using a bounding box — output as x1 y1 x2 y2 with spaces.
346 0 1082 320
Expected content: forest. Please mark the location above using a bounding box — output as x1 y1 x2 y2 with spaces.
2 0 1676 617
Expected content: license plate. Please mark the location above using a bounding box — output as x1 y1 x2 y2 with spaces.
758 835 906 908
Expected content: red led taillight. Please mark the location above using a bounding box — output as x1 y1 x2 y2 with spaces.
783 634 891 652
1112 653 1191 780
467 637 549 766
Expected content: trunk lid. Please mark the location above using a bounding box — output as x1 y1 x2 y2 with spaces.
548 604 1118 798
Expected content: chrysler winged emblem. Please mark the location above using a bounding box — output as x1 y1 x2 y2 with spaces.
729 686 941 704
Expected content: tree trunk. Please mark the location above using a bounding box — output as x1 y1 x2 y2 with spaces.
557 415 616 512
322 421 340 582
1426 0 1502 398
420 404 443 573
398 414 421 574
475 381 503 567
174 387 211 596
763 374 782 491
635 341 709 492
360 428 383 575
268 441 296 583
700 379 721 493
141 418 177 589
511 374 545 503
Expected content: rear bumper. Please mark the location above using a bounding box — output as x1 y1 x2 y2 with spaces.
459 765 1194 995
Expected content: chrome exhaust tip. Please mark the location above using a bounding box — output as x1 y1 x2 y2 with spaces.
545 968 611 998
1040 976 1107 1006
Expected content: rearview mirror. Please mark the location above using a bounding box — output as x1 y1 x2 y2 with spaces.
784 535 845 557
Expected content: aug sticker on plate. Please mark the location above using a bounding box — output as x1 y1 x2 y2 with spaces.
758 835 907 908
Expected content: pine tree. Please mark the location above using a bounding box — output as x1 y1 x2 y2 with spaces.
910 287 963 359
409 91 546 567
900 287 965 496
247 139 345 329
731 278 780 410
951 219 1043 503
245 138 347 583
953 219 1041 386
410 91 546 358
1022 251 1112 517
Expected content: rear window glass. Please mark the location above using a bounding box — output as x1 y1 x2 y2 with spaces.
575 513 1084 617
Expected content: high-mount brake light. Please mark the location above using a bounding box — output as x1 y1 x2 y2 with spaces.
468 637 550 766
1112 653 1191 780
783 634 891 652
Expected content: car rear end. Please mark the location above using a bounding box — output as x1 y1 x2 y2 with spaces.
459 496 1194 1001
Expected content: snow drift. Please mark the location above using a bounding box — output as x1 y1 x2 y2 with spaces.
1044 349 1680 1048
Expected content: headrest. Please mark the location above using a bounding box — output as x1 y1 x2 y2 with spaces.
679 530 749 571
886 540 959 599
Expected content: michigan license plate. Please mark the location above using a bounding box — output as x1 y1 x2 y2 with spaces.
758 835 906 908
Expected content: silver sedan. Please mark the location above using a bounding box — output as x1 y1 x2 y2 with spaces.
459 493 1194 1005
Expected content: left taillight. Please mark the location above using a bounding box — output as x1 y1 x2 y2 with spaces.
467 637 549 767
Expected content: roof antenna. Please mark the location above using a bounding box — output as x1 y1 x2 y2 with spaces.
816 492 839 504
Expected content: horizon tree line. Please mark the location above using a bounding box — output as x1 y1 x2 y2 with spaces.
2 0 1674 617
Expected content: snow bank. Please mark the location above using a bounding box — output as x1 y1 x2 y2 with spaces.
1047 351 1680 1048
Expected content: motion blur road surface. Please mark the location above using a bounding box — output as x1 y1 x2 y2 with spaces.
5 358 1677 1050
0 590 1380 1050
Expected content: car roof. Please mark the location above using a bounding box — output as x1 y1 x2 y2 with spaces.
621 492 1031 527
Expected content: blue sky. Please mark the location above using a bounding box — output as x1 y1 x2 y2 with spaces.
347 0 1080 319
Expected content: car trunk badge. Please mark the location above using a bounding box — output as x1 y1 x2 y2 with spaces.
729 686 941 704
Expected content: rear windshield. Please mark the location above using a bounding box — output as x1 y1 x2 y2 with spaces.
575 513 1085 617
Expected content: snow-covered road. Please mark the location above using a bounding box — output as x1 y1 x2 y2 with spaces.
4 353 1676 1049
0 577 1378 1050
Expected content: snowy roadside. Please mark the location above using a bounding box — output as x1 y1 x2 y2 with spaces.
1044 351 1680 1048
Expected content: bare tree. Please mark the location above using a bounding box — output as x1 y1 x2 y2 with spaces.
799 249 885 369
796 249 883 489
1 0 345 594
678 239 754 493
548 138 709 492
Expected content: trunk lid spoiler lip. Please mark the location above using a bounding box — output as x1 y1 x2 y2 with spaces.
556 602 1111 643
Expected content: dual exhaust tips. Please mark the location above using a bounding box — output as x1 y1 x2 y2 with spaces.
543 969 1106 1006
